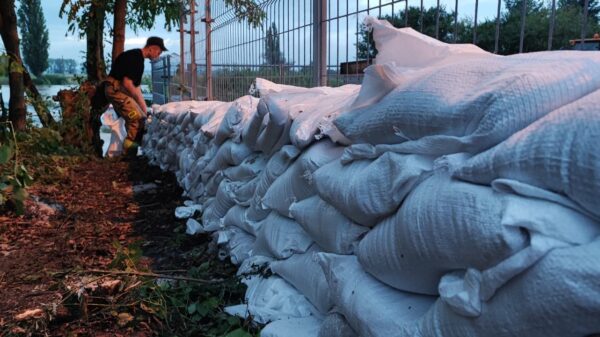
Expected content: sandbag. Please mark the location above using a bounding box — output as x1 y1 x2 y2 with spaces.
253 212 313 259
225 275 320 324
263 140 345 216
214 95 259 145
201 141 253 181
223 205 261 236
365 16 490 69
217 226 255 265
255 96 293 155
222 152 267 182
288 85 359 149
246 145 301 222
334 51 600 155
289 196 369 254
270 246 332 313
404 238 600 337
358 172 600 310
453 87 600 219
317 253 436 337
261 317 322 337
200 102 233 138
318 313 358 337
314 152 433 226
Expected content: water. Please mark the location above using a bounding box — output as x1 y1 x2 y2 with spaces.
1 84 73 126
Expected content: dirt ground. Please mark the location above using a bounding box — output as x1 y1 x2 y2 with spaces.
0 156 238 336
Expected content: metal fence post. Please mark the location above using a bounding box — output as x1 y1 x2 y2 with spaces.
205 0 213 101
179 1 186 100
165 56 171 102
190 0 198 100
313 0 327 87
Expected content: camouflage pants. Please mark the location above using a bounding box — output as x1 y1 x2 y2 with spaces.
104 77 146 147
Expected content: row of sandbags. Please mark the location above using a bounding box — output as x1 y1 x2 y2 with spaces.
142 16 600 337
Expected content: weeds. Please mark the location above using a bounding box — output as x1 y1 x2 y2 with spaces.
0 122 33 214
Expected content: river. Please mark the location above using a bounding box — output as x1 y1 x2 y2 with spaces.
1 84 72 126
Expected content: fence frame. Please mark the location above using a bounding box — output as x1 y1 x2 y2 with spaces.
153 0 597 103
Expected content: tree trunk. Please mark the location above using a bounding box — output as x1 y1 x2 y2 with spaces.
112 0 127 61
0 0 26 131
23 71 56 127
86 2 107 82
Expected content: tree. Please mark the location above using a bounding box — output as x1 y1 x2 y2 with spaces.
17 0 50 77
264 22 286 65
0 0 27 130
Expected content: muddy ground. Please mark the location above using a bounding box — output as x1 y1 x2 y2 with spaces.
0 156 246 336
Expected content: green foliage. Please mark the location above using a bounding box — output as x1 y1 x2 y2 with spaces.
61 0 181 37
224 0 267 28
358 0 600 57
32 74 77 85
0 54 8 79
17 0 50 77
264 22 286 65
0 122 33 215
105 242 260 337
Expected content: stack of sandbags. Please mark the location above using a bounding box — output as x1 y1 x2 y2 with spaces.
143 16 600 336
324 16 600 337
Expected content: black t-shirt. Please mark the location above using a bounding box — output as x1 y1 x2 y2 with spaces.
109 49 144 87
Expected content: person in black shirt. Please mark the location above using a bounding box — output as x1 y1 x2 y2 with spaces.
104 36 167 154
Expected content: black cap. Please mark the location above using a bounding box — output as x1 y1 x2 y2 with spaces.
145 36 167 51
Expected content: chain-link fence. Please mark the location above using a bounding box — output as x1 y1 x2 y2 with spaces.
153 0 599 103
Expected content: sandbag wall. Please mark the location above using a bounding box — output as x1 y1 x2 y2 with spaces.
143 17 600 337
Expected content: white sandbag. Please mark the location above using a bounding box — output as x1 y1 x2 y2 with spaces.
289 85 360 149
223 205 261 236
317 253 436 337
255 97 293 155
223 226 255 265
314 152 433 226
225 275 320 324
365 16 490 69
201 141 253 181
406 238 600 337
222 152 267 182
453 87 600 219
261 317 322 337
263 140 345 216
214 95 259 145
205 179 237 223
200 102 233 138
100 107 126 158
185 218 203 235
204 171 225 199
175 204 202 219
253 212 314 259
270 246 332 313
246 145 301 222
289 196 369 254
229 176 260 206
334 50 600 155
320 62 408 146
241 100 268 148
358 172 600 305
318 313 358 337
190 102 226 129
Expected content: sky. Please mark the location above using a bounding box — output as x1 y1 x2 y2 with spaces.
40 1 181 62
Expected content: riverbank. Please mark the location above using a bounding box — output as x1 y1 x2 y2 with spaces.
0 74 78 86
0 154 256 336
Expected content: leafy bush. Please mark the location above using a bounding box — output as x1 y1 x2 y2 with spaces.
0 122 33 214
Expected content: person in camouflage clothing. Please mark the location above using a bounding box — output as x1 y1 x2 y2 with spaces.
104 36 167 154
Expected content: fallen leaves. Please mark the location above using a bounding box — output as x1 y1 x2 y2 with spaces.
14 308 44 321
